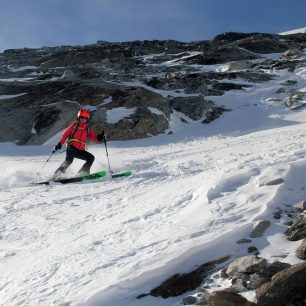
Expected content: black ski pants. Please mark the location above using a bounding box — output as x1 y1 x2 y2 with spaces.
55 146 95 174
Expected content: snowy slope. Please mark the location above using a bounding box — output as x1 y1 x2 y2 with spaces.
1 50 306 306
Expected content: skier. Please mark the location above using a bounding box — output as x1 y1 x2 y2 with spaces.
52 109 105 179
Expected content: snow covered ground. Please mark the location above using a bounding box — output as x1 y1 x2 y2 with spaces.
279 27 306 35
1 51 306 306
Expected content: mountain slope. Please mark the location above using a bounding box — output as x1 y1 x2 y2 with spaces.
0 39 306 305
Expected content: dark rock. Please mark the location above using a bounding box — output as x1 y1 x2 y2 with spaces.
227 60 252 71
282 48 304 60
286 214 306 241
201 106 229 124
236 37 290 54
144 256 230 298
231 278 248 292
237 239 252 244
293 201 306 213
247 246 258 254
226 256 267 276
211 82 251 92
213 32 260 43
0 32 305 145
260 178 284 186
188 46 261 65
273 211 282 219
256 262 306 306
249 220 271 238
247 273 269 290
220 269 228 279
208 289 255 306
272 59 306 71
285 90 305 107
181 295 197 305
169 96 219 121
231 272 251 283
295 238 306 260
264 261 291 278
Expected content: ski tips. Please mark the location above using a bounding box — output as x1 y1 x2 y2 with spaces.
111 171 132 178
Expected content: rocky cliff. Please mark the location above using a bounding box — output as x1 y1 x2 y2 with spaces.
0 32 306 145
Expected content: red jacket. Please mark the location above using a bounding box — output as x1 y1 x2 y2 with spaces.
59 121 99 150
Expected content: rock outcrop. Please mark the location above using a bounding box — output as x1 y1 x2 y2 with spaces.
0 31 305 144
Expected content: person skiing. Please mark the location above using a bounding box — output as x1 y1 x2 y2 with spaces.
52 109 105 178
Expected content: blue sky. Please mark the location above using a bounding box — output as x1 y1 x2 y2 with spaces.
0 0 305 51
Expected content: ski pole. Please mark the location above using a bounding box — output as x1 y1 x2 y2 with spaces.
41 150 55 170
103 136 113 174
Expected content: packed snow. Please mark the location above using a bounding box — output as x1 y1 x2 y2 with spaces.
1 50 306 306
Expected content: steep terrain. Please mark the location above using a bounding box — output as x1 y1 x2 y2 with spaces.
1 31 306 306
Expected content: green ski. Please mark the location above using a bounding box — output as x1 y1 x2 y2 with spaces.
36 170 107 185
111 171 132 178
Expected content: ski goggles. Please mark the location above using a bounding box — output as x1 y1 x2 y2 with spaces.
79 116 88 120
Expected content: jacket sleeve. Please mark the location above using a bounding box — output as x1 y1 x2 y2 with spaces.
89 129 99 144
59 124 74 145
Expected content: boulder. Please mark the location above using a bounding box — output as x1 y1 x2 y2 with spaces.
256 262 306 306
292 200 306 213
169 96 217 121
249 220 271 238
227 60 252 71
285 90 305 107
226 256 267 276
282 48 304 60
247 273 269 290
286 214 306 241
295 238 306 260
207 290 255 306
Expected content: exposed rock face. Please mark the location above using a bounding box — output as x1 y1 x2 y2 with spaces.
169 96 217 120
256 262 306 306
187 46 262 65
0 31 305 144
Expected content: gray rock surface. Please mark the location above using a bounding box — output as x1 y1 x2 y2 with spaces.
0 31 305 144
256 262 306 306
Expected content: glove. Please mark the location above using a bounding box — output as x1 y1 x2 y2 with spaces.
52 142 62 153
97 130 106 142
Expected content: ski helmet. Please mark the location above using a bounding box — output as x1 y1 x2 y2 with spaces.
77 109 90 119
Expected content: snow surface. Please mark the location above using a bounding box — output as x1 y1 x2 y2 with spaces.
0 93 27 100
106 107 136 124
279 27 306 35
1 51 306 306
